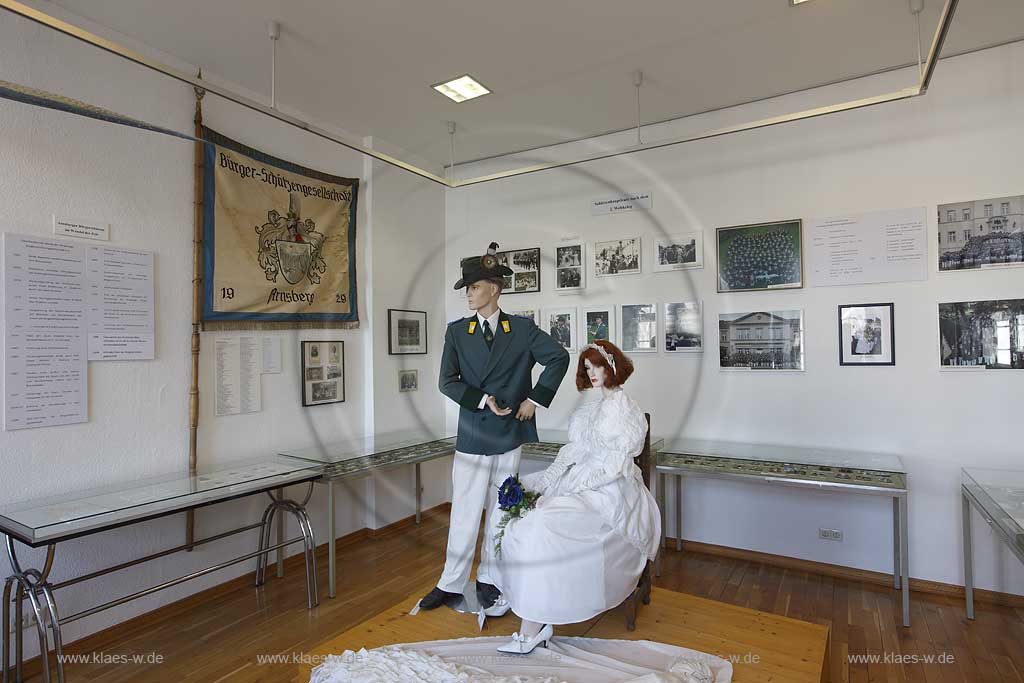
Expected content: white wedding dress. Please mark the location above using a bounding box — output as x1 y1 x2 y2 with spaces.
490 387 661 625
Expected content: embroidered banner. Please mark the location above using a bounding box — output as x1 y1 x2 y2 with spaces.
202 127 359 327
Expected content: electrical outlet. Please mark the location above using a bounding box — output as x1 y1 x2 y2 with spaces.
819 527 843 542
830 529 844 542
8 612 35 634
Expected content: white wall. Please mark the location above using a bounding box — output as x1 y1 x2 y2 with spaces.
0 6 446 660
446 41 1024 597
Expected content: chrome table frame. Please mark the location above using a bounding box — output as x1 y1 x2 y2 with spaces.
656 449 910 627
961 482 1024 620
1 478 319 683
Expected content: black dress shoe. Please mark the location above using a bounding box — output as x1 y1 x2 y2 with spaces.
476 581 500 609
419 587 460 610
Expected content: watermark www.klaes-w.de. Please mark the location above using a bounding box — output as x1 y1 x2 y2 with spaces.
848 651 956 665
57 651 164 665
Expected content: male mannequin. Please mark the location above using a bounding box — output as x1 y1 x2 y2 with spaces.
420 243 570 611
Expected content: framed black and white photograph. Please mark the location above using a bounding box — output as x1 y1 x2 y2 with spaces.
388 309 427 355
664 301 703 352
301 340 345 406
619 303 657 353
653 232 703 272
594 238 641 277
555 242 586 292
544 307 577 351
839 303 894 366
498 247 541 294
398 369 419 392
716 220 802 292
938 298 1024 370
937 195 1023 272
508 308 539 326
719 310 804 371
582 306 616 345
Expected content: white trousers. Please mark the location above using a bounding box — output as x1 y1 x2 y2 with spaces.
437 447 521 593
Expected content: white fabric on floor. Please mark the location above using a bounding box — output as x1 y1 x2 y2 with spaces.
309 636 732 683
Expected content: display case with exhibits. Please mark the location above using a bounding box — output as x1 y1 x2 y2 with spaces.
659 438 906 490
962 468 1024 551
280 429 456 480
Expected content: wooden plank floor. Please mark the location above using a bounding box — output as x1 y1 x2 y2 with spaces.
295 581 828 682
19 506 1024 682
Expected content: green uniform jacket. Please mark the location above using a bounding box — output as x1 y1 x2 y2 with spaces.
440 310 570 455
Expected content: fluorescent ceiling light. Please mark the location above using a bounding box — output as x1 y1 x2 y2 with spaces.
433 75 491 103
790 0 813 4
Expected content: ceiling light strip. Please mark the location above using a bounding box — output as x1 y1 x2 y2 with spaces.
0 0 450 187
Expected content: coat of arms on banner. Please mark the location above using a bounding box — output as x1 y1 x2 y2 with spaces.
201 127 359 328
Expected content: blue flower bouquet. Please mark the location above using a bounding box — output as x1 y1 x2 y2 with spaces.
494 475 540 559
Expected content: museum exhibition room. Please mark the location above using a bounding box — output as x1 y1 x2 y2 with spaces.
1 0 1023 681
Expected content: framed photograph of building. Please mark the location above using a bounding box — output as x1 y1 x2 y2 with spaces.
544 307 577 351
301 340 345 406
555 242 586 292
582 306 616 345
938 298 1024 370
399 369 419 392
653 232 703 272
664 301 703 353
508 309 539 326
839 303 894 366
716 220 802 292
387 309 427 355
937 195 1023 272
594 238 641 277
719 310 804 371
620 303 657 353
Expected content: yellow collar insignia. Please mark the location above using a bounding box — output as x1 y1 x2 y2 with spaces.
501 320 511 333
468 320 477 334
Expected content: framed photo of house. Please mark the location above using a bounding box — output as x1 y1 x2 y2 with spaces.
718 310 804 371
619 303 658 353
398 369 419 392
581 306 616 345
716 220 803 292
555 242 586 292
653 232 703 272
388 309 427 355
937 195 1024 272
301 340 345 406
594 238 641 277
839 303 894 366
544 307 578 352
664 301 703 352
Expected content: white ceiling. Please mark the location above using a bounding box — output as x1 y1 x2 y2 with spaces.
35 0 1024 169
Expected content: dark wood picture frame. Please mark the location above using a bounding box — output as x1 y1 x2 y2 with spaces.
838 303 895 367
301 340 346 406
387 309 428 355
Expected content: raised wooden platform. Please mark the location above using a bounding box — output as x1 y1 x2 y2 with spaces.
297 582 830 682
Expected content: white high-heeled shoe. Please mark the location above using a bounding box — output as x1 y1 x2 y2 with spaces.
496 623 553 654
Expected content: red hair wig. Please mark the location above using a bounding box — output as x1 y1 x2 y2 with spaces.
575 340 634 391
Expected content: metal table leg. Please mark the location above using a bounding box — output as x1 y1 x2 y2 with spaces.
328 480 337 599
3 539 62 683
275 487 285 579
892 496 901 589
676 474 683 552
415 462 422 525
962 490 975 620
899 494 910 627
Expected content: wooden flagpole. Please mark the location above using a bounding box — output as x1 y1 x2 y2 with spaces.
187 73 206 550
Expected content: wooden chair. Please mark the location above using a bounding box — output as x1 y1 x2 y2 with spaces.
608 412 654 631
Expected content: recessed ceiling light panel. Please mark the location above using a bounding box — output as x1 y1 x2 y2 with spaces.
432 75 491 103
